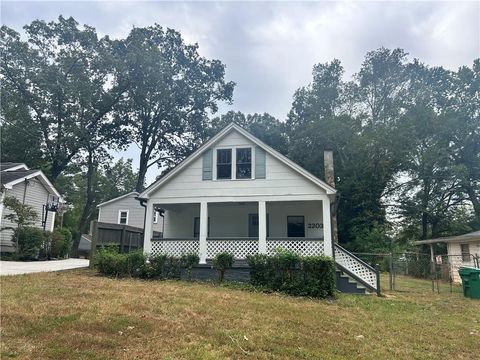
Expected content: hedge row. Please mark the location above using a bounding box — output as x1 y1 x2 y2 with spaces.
12 226 73 260
96 247 201 280
246 249 336 298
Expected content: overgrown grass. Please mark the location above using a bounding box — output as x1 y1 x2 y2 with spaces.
1 270 479 359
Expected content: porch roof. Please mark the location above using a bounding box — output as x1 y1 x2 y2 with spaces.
414 230 480 245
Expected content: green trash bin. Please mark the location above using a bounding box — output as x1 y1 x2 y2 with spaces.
458 267 480 299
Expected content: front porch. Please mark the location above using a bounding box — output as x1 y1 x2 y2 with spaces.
144 199 332 262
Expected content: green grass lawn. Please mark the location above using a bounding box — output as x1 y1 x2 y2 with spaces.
1 269 479 359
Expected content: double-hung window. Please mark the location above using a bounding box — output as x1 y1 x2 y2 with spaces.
118 210 129 225
236 148 252 179
217 149 232 179
461 244 470 262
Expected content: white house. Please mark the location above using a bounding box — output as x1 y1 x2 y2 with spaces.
0 162 62 253
97 192 163 235
138 123 379 293
415 231 480 283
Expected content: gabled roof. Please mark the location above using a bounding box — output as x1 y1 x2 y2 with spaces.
1 162 29 172
415 230 480 245
1 168 62 200
139 123 336 198
97 192 139 208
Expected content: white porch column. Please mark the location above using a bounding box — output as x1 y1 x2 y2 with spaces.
143 200 154 255
258 201 267 254
322 197 333 257
199 201 208 264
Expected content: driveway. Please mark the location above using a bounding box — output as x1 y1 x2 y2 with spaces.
0 259 89 276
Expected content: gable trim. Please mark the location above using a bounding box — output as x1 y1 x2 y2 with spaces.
97 192 140 208
2 170 62 200
139 123 336 198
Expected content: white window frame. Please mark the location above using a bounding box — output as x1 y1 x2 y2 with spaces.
118 210 129 225
153 211 159 224
213 146 254 181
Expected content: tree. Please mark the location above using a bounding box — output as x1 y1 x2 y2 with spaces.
114 25 235 191
1 17 128 181
1 196 38 231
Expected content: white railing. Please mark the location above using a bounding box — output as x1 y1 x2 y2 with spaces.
267 238 324 257
151 238 199 257
334 244 378 291
206 238 259 259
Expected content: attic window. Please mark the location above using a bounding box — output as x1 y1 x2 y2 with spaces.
236 148 252 179
217 149 232 179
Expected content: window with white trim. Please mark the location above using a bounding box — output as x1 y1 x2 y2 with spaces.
216 149 232 179
236 148 252 179
153 211 159 224
118 210 129 225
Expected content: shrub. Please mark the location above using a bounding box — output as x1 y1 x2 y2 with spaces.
125 251 147 277
15 227 45 260
57 228 73 258
96 247 128 277
181 253 200 280
213 252 235 282
246 250 336 298
49 231 65 259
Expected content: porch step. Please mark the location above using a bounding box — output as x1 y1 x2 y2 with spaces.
335 269 368 294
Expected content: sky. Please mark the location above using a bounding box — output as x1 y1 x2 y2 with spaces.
2 0 479 185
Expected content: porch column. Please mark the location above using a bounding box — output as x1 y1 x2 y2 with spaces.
199 201 208 264
143 200 154 255
322 197 333 257
258 201 267 254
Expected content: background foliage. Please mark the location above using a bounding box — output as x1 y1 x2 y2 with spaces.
1 17 479 254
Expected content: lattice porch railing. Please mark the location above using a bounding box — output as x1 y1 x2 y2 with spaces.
334 244 378 291
267 238 324 257
206 238 259 259
150 239 199 257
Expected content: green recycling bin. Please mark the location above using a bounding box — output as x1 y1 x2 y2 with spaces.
458 267 480 299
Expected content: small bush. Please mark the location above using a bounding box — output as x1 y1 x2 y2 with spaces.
181 253 200 280
96 247 128 277
15 227 45 260
50 231 65 258
57 228 73 258
213 252 235 282
125 251 147 277
246 250 336 298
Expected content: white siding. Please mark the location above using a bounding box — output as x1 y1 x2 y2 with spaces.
0 178 55 252
98 194 163 233
149 130 326 202
448 241 480 283
162 201 324 239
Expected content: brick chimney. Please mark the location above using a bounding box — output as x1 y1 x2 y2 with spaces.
324 150 338 243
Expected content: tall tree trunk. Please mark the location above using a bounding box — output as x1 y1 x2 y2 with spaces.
465 184 480 219
136 157 148 192
72 150 95 257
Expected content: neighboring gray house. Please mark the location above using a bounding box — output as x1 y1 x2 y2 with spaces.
97 192 163 234
0 162 62 253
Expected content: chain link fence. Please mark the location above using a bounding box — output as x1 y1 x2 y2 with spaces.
350 251 480 294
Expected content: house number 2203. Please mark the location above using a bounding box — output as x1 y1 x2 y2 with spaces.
307 223 323 229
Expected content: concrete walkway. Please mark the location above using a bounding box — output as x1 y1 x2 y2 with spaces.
0 259 89 276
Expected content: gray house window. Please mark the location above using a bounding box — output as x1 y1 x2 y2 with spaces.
236 148 252 179
217 149 232 179
461 243 470 262
287 216 305 237
118 210 129 225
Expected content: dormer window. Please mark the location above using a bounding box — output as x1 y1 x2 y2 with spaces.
236 148 252 179
217 149 232 179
